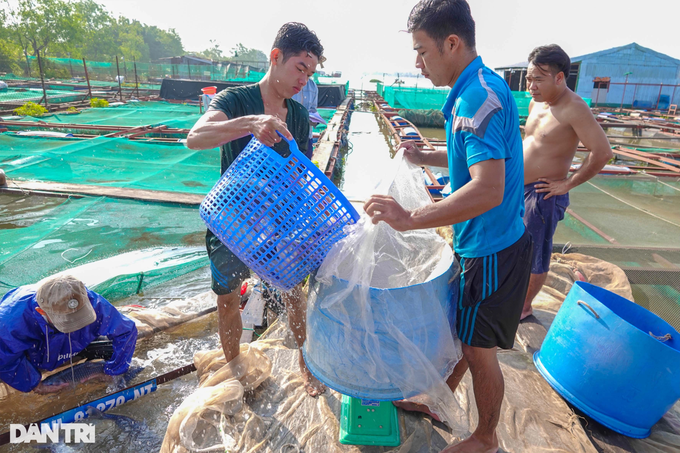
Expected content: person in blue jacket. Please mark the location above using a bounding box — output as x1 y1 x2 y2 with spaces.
0 274 137 393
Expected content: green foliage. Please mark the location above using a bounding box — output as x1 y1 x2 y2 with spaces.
1 0 184 65
14 101 48 117
194 39 223 61
90 97 109 108
228 43 268 65
142 25 183 61
66 106 79 113
0 38 24 74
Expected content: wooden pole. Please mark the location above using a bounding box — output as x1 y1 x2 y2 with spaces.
82 58 92 100
35 51 48 108
115 56 123 101
133 56 140 98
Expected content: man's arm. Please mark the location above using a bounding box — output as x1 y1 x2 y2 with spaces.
309 82 318 114
0 354 43 392
535 101 613 199
565 102 613 186
186 109 293 150
0 317 43 392
91 291 138 376
364 158 505 231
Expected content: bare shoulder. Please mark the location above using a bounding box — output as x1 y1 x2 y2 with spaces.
561 92 595 124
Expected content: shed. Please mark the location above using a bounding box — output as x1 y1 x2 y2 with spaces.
495 43 680 109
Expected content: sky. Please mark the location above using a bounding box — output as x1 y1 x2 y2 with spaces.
89 0 679 80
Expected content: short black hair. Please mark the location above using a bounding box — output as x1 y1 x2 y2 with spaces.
272 22 324 63
407 0 476 51
528 45 571 78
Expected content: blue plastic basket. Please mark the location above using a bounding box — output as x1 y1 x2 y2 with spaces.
200 134 360 291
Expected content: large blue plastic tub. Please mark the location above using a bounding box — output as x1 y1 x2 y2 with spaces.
303 246 460 400
200 135 359 291
534 281 680 438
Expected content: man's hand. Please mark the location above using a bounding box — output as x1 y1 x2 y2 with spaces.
363 195 414 231
535 177 571 200
401 140 428 166
250 115 293 147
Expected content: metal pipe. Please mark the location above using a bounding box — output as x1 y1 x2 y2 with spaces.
655 83 664 110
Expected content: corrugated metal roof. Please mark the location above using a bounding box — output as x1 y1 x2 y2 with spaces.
572 43 680 65
494 61 528 70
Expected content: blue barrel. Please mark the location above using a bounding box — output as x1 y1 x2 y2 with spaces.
303 247 459 400
534 281 680 438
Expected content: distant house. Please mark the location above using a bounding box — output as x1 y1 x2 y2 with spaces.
156 55 214 80
495 43 680 109
157 55 214 66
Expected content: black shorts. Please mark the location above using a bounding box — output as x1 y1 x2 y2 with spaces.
206 229 251 295
455 230 533 349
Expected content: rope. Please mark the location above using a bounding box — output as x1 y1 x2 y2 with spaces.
652 176 680 193
0 279 16 288
561 242 573 254
61 247 94 264
586 181 680 229
649 332 672 342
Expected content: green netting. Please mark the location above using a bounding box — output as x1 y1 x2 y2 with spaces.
0 133 220 194
397 109 445 128
376 82 592 118
14 56 268 84
554 176 680 247
0 87 87 105
6 101 203 129
313 107 336 134
0 193 207 299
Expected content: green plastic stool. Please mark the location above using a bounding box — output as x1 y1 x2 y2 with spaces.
339 395 400 446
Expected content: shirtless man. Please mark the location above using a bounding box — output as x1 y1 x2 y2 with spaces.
521 44 612 320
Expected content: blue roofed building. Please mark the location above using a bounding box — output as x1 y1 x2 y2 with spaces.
495 43 680 110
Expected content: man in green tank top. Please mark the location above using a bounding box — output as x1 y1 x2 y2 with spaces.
187 22 325 396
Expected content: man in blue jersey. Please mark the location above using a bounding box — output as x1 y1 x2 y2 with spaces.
364 1 532 451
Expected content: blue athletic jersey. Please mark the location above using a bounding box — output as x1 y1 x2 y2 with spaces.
442 56 525 258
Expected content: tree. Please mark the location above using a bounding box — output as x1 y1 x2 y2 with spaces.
4 0 80 58
0 0 186 71
195 39 222 61
116 18 149 62
72 0 117 61
0 9 24 74
142 25 183 61
228 43 267 66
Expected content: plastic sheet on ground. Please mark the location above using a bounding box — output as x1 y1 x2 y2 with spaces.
121 290 217 338
158 248 680 452
531 252 634 329
155 320 602 453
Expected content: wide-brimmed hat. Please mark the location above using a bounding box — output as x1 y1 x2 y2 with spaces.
36 275 96 333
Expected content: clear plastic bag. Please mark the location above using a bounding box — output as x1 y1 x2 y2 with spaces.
303 152 463 426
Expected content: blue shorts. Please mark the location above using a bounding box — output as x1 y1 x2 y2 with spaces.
523 183 569 274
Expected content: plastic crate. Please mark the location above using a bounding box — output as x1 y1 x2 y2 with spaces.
200 134 359 291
